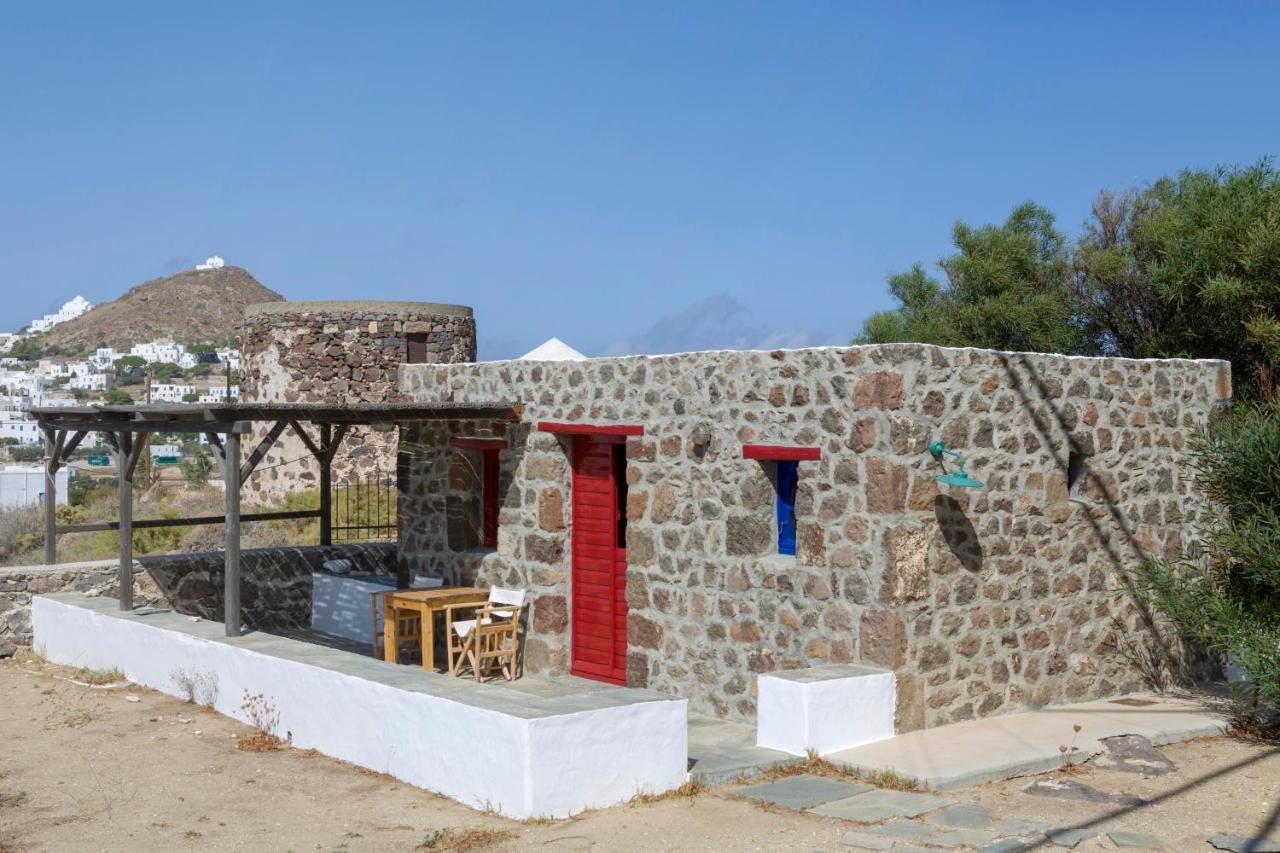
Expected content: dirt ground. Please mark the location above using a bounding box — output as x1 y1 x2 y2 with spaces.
1 655 1277 853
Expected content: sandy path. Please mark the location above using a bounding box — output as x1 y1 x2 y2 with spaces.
2 655 1277 852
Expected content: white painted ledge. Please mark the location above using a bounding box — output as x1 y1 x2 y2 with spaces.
756 664 895 756
34 594 687 819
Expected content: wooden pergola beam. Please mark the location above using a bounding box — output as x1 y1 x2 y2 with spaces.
238 420 288 486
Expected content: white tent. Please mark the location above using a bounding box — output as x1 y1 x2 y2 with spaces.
519 337 587 361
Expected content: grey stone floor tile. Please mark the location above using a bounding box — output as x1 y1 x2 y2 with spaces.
862 819 936 840
838 831 895 850
733 774 871 810
1107 830 1164 850
928 802 994 828
994 818 1051 838
978 841 1035 853
810 788 952 822
1046 826 1099 848
929 827 1002 848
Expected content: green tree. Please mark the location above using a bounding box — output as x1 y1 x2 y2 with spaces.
1075 160 1280 393
103 388 134 405
113 355 145 371
181 392 200 403
856 203 1082 354
151 361 182 381
179 450 214 488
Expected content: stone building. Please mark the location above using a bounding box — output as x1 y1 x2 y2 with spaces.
397 343 1229 731
239 300 476 503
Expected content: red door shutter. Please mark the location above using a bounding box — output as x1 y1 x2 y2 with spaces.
570 436 628 685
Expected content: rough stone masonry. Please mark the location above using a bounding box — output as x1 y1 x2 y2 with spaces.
398 343 1229 730
239 300 476 503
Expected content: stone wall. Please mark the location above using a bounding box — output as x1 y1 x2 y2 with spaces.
141 542 397 630
239 301 477 503
399 344 1230 729
0 560 163 655
0 543 396 655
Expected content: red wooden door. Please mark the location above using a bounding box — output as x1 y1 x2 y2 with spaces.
570 436 628 685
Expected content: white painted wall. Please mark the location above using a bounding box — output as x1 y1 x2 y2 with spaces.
33 595 688 818
0 465 68 509
757 666 896 757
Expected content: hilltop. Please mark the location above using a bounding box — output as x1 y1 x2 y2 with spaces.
39 266 283 351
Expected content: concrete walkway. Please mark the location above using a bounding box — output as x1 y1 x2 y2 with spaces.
826 693 1229 790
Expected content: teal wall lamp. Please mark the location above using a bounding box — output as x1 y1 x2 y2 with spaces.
929 441 985 489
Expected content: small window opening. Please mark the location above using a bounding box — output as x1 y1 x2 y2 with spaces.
1067 450 1089 500
405 333 430 364
612 443 628 548
774 460 799 556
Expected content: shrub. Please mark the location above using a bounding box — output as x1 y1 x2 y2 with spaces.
1136 394 1280 724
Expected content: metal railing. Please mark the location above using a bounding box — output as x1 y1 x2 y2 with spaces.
330 469 397 543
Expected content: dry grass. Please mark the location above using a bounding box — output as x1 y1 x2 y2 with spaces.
747 749 921 791
415 826 518 851
629 779 707 805
69 666 125 686
236 732 284 753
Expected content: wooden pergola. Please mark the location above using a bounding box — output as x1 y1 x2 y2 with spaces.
31 401 520 637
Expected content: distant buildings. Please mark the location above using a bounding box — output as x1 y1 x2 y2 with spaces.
0 465 67 509
196 256 225 270
28 296 92 334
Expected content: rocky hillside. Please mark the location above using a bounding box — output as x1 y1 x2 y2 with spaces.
41 266 284 350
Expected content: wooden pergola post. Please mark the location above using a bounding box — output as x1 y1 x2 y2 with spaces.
104 430 147 611
223 428 242 637
319 424 333 546
42 430 62 565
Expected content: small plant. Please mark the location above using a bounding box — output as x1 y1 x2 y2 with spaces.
70 666 125 686
416 827 517 851
171 668 219 707
238 689 283 751
1058 723 1086 772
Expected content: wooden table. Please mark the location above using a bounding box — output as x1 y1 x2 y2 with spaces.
379 587 488 671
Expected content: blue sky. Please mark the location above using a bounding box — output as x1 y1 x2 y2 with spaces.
2 3 1277 359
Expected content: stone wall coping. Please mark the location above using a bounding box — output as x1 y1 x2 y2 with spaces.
245 300 474 318
1 558 139 577
136 542 395 565
761 664 892 684
445 343 1229 371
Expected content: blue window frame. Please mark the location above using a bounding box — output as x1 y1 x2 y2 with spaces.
775 460 799 556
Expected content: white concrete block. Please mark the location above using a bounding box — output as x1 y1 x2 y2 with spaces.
34 594 687 819
756 664 895 756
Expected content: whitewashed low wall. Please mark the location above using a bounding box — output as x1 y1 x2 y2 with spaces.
34 595 687 819
757 664 895 756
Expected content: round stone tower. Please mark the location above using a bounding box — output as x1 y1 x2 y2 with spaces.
239 300 477 503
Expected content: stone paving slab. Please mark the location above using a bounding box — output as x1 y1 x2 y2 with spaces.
928 802 993 828
1046 826 1099 848
733 774 871 810
809 788 952 822
824 694 1226 790
687 713 792 783
1107 830 1164 849
930 827 1002 847
861 819 937 840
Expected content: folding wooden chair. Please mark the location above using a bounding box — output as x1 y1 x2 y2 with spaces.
444 587 525 681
